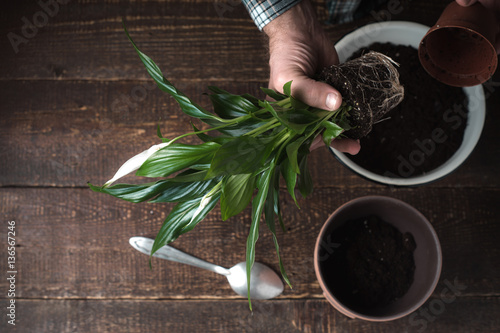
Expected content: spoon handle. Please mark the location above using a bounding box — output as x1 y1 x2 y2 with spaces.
129 237 230 276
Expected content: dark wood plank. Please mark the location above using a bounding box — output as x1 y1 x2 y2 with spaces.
1 187 498 298
1 0 499 332
1 78 499 187
0 0 266 81
0 0 453 81
1 297 499 333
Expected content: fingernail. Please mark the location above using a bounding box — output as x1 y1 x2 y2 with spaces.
326 93 339 110
457 0 474 6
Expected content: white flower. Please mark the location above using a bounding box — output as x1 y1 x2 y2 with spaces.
104 142 171 187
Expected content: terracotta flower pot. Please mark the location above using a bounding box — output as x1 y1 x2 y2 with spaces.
314 196 442 321
418 1 498 87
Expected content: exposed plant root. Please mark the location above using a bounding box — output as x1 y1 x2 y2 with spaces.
317 51 404 139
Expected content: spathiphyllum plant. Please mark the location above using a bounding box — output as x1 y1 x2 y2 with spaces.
89 23 403 309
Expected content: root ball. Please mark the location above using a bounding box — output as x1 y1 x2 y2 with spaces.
318 51 404 139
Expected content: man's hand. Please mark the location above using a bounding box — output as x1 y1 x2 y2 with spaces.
263 0 360 154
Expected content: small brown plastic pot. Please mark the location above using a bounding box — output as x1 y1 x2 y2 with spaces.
418 1 498 87
314 196 442 321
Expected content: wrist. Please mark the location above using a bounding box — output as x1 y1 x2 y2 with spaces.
263 0 321 41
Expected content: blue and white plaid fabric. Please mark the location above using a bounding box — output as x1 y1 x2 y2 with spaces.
241 0 300 30
242 0 390 29
325 0 362 24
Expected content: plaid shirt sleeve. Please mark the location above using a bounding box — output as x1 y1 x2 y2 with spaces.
241 0 301 31
325 0 362 24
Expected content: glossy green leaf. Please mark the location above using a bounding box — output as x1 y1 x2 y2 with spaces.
169 169 209 182
290 96 309 110
207 135 275 178
280 158 299 207
264 168 291 288
220 173 256 220
260 87 287 101
204 117 265 137
151 178 221 203
137 142 220 178
209 93 259 119
207 86 229 94
89 175 220 204
190 123 231 145
297 154 313 198
124 23 221 122
321 120 344 147
285 137 305 174
246 162 275 309
151 191 221 256
88 182 163 203
262 101 319 134
283 81 292 97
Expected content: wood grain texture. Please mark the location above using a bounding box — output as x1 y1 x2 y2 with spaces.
1 298 499 333
1 77 498 187
1 187 498 299
1 0 499 331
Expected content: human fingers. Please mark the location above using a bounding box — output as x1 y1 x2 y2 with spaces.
290 75 343 111
309 133 361 155
330 138 361 155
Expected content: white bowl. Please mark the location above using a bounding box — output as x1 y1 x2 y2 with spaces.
331 21 485 186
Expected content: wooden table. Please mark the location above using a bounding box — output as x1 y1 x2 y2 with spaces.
1 0 499 332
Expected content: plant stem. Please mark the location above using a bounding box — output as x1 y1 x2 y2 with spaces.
245 119 280 137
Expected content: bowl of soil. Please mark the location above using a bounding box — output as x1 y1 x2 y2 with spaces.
314 196 442 321
330 21 486 186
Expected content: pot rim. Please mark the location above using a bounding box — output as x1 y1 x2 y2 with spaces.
314 195 442 321
331 21 486 187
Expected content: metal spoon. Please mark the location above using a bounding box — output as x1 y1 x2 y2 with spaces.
129 237 284 300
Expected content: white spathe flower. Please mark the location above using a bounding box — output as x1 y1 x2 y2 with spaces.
104 142 171 187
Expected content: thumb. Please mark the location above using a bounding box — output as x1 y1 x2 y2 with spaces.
291 76 343 111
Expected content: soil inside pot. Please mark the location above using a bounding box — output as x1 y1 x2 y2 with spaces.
344 42 469 178
319 215 416 312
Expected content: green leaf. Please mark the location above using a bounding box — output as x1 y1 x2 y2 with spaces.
279 158 299 207
210 87 261 107
321 120 344 146
123 23 222 122
151 178 221 203
285 138 305 174
209 93 259 119
89 182 163 203
297 154 313 198
156 124 164 139
169 169 209 182
264 168 291 288
220 173 256 220
204 117 265 137
262 101 318 134
190 123 231 145
283 81 292 97
207 86 229 94
260 87 287 101
151 191 221 256
246 162 275 309
290 96 309 110
207 135 275 178
137 142 220 178
89 175 220 204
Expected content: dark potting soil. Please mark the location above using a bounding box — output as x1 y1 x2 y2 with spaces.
319 215 416 312
345 42 469 178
